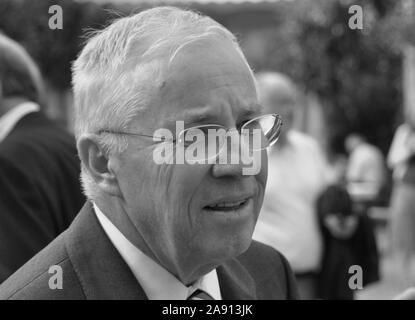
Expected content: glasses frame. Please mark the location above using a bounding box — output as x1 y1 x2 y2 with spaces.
97 113 283 158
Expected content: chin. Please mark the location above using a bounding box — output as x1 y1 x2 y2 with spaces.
229 217 257 255
208 230 254 263
231 232 254 256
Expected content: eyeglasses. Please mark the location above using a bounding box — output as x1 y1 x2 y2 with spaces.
98 113 282 162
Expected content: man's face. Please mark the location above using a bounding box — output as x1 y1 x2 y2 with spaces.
114 38 267 278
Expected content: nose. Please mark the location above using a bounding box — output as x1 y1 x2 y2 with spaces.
211 129 245 178
211 162 244 178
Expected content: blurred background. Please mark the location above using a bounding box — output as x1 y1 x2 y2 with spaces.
1 0 415 299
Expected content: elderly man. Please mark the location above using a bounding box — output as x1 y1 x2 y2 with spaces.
0 7 298 300
253 72 331 299
0 34 84 283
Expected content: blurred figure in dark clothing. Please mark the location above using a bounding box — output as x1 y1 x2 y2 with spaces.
0 34 84 283
317 184 379 299
317 185 358 299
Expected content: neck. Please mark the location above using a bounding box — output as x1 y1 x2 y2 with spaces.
0 97 30 117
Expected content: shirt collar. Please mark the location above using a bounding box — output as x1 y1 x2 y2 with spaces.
93 203 222 300
0 101 40 142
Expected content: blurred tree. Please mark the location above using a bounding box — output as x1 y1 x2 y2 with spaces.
0 0 120 91
236 0 403 156
295 0 402 155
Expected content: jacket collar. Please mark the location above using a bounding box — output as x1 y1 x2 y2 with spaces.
217 259 257 300
65 202 147 299
64 202 257 300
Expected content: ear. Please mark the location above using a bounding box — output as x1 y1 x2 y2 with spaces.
77 134 122 198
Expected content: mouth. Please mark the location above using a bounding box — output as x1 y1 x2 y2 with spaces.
203 197 250 212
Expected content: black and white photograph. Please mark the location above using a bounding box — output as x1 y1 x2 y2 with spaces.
0 0 415 307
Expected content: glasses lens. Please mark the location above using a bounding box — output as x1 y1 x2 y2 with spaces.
177 115 282 163
242 114 282 151
178 125 226 162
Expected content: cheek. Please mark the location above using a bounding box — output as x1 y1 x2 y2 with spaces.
131 161 210 232
166 165 210 225
117 150 171 219
164 164 221 252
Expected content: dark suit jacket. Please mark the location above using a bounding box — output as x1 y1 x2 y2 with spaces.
0 111 84 283
0 202 299 300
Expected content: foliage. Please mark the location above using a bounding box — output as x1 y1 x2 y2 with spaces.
224 0 405 155
0 0 119 91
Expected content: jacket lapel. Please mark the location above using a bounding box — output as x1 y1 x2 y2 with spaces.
217 257 257 300
64 202 148 300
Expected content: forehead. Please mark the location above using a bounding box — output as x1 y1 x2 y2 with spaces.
152 38 259 127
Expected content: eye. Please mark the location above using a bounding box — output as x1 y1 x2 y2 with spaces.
178 125 225 148
237 118 254 132
240 118 263 135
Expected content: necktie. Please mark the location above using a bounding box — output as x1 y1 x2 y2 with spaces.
187 289 214 300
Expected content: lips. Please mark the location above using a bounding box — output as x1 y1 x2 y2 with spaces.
204 197 250 212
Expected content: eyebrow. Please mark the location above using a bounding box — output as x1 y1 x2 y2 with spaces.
165 103 263 128
166 106 217 125
243 103 262 115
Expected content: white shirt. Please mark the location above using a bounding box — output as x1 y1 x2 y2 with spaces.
387 124 415 180
0 101 40 142
253 131 330 273
93 203 222 300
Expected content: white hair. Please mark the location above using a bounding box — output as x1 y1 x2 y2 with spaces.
72 6 252 200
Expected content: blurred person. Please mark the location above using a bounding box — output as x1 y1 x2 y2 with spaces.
316 185 358 300
0 34 84 283
316 184 380 299
0 7 299 300
327 153 349 184
343 134 383 290
253 72 331 299
345 133 386 204
387 118 415 287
